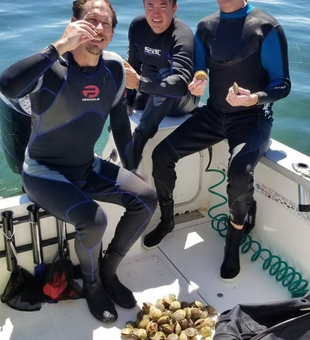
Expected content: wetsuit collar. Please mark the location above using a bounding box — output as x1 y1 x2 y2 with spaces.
68 52 101 74
220 3 254 19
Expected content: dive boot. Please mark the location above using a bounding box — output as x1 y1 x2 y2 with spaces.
83 270 117 322
99 249 136 309
143 204 175 249
220 222 243 282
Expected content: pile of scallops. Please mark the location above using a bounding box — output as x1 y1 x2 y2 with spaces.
121 294 218 340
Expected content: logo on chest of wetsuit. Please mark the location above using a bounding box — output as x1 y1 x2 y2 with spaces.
82 85 100 101
144 46 161 57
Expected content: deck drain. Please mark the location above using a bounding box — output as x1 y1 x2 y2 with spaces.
175 210 205 224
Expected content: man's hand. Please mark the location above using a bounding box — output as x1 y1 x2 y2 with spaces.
188 78 207 97
226 86 259 107
125 65 140 90
53 20 98 55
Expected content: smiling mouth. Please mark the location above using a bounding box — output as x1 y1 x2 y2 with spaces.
92 37 104 42
92 29 104 42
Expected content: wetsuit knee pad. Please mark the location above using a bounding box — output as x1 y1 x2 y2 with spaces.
140 189 158 213
121 189 157 217
68 202 107 249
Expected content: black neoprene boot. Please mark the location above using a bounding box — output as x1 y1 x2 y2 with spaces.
220 222 244 282
99 249 136 309
83 270 117 322
132 129 149 169
143 204 175 249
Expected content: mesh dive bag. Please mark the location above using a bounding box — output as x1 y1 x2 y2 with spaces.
1 210 42 311
214 291 310 339
1 266 33 303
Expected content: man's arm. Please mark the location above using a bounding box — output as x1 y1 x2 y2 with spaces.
126 21 141 109
193 33 208 74
188 33 209 97
127 22 142 75
110 92 134 171
0 20 98 99
256 25 291 104
0 45 60 99
139 26 195 97
226 24 291 108
128 22 195 98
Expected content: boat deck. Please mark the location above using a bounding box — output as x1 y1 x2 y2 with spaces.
0 214 290 340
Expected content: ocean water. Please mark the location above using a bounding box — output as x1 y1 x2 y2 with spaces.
0 0 309 198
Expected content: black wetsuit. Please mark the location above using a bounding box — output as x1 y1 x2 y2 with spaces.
0 45 157 278
127 15 199 138
152 3 291 224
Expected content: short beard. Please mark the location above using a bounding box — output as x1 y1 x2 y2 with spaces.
85 45 103 56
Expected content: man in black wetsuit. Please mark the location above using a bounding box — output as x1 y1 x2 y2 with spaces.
0 0 157 323
145 0 291 282
125 0 199 169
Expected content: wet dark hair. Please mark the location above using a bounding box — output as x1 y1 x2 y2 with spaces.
72 0 118 28
143 0 177 5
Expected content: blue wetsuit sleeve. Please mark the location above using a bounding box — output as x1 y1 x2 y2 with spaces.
256 25 291 104
194 33 208 74
110 93 134 170
138 25 195 97
0 45 60 99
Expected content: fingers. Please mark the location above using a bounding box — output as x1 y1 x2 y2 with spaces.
57 20 98 51
226 86 256 107
125 68 140 89
226 89 239 106
188 78 207 96
237 87 250 96
72 20 98 41
123 60 134 69
125 68 137 76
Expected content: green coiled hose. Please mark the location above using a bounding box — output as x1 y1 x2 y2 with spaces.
206 168 309 298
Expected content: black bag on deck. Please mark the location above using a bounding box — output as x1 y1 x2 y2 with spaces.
214 291 310 339
43 258 84 301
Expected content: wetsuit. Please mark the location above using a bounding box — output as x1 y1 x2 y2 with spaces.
152 3 291 225
0 45 157 278
127 15 199 138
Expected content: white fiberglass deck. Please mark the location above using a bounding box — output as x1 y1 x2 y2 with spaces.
0 214 289 340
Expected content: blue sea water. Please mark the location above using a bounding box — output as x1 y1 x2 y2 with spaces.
0 0 309 198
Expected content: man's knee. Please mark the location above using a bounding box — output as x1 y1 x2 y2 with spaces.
122 181 157 215
137 124 157 139
228 167 253 190
69 202 107 238
143 188 158 213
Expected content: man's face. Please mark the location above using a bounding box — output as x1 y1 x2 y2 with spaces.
144 0 177 34
217 0 246 13
77 0 114 55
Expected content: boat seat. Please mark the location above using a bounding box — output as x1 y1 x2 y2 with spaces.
262 139 310 191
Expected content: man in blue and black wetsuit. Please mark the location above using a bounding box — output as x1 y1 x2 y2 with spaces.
145 0 291 282
125 0 199 169
0 0 157 323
